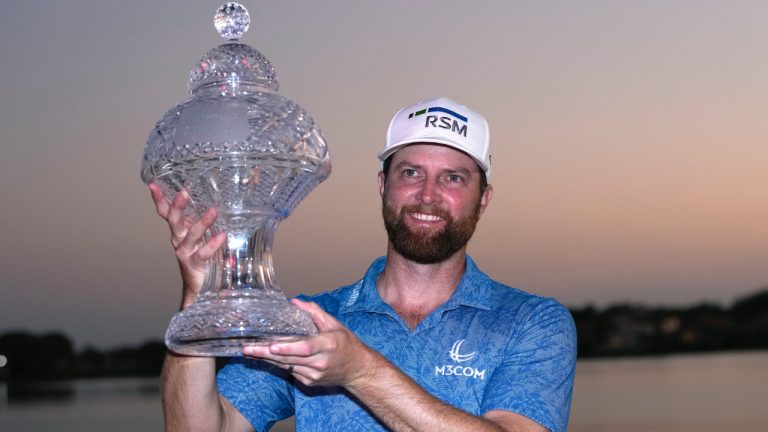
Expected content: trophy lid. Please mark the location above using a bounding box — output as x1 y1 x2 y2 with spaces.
141 2 331 219
189 2 279 94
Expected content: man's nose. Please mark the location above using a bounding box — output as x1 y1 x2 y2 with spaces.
417 179 441 205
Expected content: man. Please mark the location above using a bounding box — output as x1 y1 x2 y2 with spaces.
152 97 576 432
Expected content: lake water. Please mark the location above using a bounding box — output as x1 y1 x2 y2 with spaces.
1 351 766 431
570 350 768 431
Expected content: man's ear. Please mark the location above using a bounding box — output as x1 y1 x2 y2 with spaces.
479 184 493 216
378 171 386 197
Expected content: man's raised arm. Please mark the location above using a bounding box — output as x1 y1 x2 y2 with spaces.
149 184 251 432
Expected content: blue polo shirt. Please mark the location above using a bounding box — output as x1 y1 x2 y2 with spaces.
217 256 576 432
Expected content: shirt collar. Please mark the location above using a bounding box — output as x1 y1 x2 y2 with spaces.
339 255 493 315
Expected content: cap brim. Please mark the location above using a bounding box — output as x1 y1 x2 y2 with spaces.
377 138 490 173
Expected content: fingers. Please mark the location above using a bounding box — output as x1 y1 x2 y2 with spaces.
149 183 191 245
148 183 189 229
149 185 222 249
242 345 301 372
177 207 218 255
167 190 191 245
149 182 170 218
149 184 225 277
243 343 323 384
195 231 227 262
242 319 366 388
243 336 318 361
176 212 226 272
291 299 339 332
242 351 308 382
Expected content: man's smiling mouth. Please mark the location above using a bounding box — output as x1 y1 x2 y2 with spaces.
410 212 444 222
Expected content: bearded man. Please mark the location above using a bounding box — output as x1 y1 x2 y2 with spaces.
155 97 576 432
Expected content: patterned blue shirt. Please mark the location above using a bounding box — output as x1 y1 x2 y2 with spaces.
217 256 576 432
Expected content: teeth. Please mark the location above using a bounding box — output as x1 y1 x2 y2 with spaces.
411 212 442 222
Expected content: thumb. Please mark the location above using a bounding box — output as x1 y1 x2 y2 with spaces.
291 299 338 332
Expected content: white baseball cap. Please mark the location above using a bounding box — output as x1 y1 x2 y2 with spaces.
378 96 491 176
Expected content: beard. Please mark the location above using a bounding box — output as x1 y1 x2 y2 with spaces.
382 198 482 265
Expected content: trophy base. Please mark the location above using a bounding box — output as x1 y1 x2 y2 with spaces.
165 290 318 357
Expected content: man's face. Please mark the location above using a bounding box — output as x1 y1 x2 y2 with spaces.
379 144 492 264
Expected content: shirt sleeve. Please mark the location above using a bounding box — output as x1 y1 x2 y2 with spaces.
480 298 577 432
216 357 296 432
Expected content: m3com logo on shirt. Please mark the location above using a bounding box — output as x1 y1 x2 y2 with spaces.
435 339 486 380
449 339 476 362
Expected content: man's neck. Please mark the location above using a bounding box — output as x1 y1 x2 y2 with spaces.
376 246 467 330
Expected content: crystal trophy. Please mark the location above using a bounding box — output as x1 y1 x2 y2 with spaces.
141 3 331 356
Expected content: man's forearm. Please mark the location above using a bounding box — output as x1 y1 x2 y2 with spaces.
161 352 227 432
346 351 535 432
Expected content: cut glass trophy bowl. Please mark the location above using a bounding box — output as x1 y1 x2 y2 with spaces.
141 3 330 356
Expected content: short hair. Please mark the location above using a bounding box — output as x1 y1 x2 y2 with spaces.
381 155 488 195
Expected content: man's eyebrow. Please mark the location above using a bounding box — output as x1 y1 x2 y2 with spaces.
392 161 475 176
444 167 472 176
391 160 424 171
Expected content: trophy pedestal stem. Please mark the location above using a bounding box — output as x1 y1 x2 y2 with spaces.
164 215 317 357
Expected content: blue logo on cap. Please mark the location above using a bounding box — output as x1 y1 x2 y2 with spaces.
408 106 468 123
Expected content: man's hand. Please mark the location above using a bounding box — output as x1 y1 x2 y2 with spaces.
149 183 226 310
243 299 380 389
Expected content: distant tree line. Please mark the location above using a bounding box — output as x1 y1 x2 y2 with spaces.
1 288 767 381
572 288 768 357
0 333 165 382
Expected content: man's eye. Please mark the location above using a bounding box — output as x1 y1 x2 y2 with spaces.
447 174 463 183
403 169 418 177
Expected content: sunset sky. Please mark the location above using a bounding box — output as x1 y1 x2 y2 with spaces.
1 1 766 349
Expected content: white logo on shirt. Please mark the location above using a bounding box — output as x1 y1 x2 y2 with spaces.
449 339 476 362
435 339 486 380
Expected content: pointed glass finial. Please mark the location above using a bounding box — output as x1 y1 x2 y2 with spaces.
214 2 250 41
